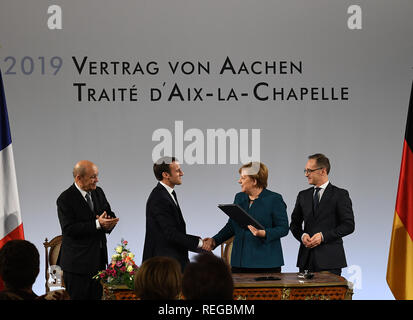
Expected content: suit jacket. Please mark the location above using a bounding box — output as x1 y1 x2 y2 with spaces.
57 184 116 275
142 183 200 271
213 189 289 268
290 183 355 270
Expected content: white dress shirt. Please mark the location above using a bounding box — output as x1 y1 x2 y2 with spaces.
314 181 329 203
301 181 330 243
159 181 178 205
75 182 101 230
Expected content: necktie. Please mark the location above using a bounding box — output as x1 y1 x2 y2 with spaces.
171 190 180 208
171 190 185 224
85 192 94 212
313 187 321 212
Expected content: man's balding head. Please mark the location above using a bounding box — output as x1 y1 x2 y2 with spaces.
73 160 99 192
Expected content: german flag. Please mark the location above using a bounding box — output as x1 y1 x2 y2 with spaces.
387 82 413 300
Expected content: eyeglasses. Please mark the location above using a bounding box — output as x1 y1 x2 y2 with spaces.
304 167 323 175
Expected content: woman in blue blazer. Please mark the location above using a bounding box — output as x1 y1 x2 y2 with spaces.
209 162 289 273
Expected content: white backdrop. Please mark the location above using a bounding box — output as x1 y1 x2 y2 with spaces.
1 0 412 299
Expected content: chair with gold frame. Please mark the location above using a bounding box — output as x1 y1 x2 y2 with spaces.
220 236 234 266
43 235 64 293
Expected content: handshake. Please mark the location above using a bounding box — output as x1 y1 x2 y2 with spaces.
200 225 266 252
201 237 216 252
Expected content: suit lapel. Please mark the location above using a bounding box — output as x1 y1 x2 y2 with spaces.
70 184 95 218
304 188 315 218
238 193 250 212
91 190 100 215
157 183 186 227
315 183 334 217
174 199 186 227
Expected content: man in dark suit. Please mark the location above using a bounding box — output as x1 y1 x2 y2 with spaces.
57 160 119 300
290 153 355 276
142 157 203 271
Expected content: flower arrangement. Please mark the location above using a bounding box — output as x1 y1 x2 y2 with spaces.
93 239 139 289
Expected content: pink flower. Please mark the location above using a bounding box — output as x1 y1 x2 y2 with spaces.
94 239 141 285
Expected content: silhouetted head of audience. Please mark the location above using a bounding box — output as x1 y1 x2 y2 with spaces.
0 240 40 299
134 256 182 300
182 253 234 300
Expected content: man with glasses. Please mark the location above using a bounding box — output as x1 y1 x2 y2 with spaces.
290 153 355 276
57 160 119 299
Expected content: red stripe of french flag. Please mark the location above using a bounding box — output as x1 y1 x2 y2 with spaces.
0 69 24 290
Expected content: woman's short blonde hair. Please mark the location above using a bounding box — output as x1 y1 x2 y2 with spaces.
134 256 182 300
239 162 268 189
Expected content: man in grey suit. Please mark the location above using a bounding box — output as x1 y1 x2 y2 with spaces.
290 153 355 276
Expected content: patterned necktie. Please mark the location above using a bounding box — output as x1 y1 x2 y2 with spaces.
313 187 321 212
85 192 94 212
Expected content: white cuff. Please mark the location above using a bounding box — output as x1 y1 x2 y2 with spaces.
198 238 203 248
301 233 309 242
96 219 101 230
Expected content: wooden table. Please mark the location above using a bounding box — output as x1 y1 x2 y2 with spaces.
102 283 138 300
232 272 353 300
101 272 353 300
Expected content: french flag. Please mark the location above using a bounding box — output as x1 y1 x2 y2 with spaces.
0 69 24 288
